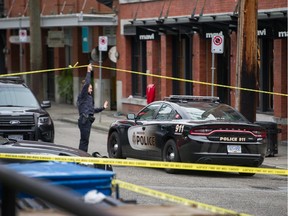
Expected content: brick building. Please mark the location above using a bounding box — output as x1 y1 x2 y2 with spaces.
115 0 287 141
0 0 117 107
0 0 287 141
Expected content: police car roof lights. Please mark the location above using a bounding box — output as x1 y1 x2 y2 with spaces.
0 76 25 84
164 95 220 103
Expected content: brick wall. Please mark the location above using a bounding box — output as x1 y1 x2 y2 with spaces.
4 0 111 16
117 0 287 141
160 35 173 99
230 31 238 107
192 33 209 96
146 40 161 101
118 0 287 19
273 39 287 141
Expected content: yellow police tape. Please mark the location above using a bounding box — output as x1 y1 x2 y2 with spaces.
112 179 251 216
0 152 254 215
97 65 288 97
0 64 287 97
0 153 287 176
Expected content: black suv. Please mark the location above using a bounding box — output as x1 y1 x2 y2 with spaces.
0 77 54 142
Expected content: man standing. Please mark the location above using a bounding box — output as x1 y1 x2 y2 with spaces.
77 63 108 152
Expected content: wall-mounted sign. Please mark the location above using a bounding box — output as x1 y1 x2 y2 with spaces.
205 28 287 39
137 28 160 41
47 31 64 48
82 27 90 53
9 35 30 44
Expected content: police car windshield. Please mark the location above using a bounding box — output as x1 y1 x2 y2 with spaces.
0 86 40 108
182 104 248 122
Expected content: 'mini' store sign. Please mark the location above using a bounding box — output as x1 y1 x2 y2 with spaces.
139 33 156 40
206 29 287 39
137 29 160 41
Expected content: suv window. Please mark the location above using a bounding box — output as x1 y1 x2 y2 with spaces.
0 85 39 107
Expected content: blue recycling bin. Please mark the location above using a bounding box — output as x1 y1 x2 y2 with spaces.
4 162 115 197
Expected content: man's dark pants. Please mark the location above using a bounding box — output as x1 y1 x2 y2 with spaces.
78 115 92 152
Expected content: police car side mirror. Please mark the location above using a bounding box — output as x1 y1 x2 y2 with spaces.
127 113 136 120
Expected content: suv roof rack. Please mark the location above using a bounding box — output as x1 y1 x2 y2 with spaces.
163 95 220 103
0 76 25 84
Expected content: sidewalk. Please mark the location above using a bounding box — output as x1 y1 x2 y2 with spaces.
48 103 287 170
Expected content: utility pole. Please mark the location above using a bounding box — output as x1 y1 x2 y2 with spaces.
235 0 258 123
29 0 43 100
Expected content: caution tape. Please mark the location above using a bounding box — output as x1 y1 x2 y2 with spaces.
0 64 287 97
0 151 254 215
112 179 250 216
0 65 86 78
95 64 287 97
0 153 287 176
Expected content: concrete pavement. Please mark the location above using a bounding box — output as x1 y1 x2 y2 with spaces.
48 103 287 170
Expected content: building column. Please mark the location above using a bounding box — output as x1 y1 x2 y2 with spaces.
192 33 208 96
273 38 287 142
116 33 132 112
160 35 172 99
72 28 87 106
147 40 160 101
6 30 19 73
230 31 238 107
54 47 65 103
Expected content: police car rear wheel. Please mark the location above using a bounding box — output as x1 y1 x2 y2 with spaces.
163 139 180 174
108 132 124 159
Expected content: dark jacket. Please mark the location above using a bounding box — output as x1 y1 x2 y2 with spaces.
77 72 104 116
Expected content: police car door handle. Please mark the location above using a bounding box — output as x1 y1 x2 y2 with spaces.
142 127 146 131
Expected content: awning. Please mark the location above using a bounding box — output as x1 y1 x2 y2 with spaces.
0 13 117 29
123 8 287 38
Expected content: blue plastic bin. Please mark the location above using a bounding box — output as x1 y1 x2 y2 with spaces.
4 162 115 197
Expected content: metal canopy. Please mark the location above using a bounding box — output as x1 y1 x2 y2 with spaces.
97 0 113 8
124 8 287 36
0 13 117 29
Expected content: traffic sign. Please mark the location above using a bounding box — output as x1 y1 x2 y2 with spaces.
211 35 224 54
19 29 28 42
98 36 108 51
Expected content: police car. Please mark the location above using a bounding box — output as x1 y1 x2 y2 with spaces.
107 95 267 175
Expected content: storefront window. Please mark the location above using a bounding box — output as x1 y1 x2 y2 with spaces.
131 38 147 97
258 38 274 112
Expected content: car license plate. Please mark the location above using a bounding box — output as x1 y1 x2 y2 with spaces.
227 145 241 153
8 135 23 141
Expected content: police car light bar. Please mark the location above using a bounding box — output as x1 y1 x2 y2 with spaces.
164 95 220 103
0 76 25 84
